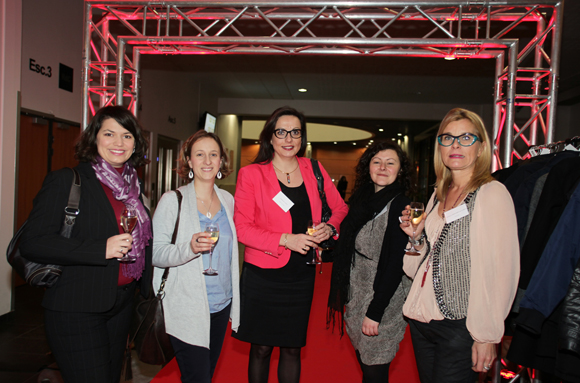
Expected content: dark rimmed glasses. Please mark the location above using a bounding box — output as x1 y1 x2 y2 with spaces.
274 128 302 139
437 133 479 147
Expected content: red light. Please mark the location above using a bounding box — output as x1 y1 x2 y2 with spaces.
501 369 517 379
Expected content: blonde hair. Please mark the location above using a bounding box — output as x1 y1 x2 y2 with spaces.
434 108 494 201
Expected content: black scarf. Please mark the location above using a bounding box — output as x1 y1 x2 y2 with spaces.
327 181 404 335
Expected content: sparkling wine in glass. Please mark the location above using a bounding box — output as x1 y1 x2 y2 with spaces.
203 222 220 275
306 220 321 265
405 202 425 256
119 207 137 263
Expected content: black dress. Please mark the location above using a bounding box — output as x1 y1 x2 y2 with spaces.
233 181 316 347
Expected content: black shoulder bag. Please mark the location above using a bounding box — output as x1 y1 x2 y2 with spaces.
310 159 336 261
7 168 81 288
130 189 182 371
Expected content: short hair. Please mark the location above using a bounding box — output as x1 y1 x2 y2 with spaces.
253 106 307 164
176 130 231 182
353 141 415 196
75 106 150 167
434 108 494 201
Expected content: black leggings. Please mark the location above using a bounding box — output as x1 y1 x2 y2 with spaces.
248 344 301 383
356 350 391 383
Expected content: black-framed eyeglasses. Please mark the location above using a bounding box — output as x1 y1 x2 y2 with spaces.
274 128 302 139
437 133 479 147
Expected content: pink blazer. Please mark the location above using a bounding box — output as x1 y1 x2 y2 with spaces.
234 156 349 269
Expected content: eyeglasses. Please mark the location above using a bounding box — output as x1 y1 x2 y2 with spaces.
273 128 302 139
437 133 479 147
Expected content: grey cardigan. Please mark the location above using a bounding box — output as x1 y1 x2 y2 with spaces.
152 182 240 347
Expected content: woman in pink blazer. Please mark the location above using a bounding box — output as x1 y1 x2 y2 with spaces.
233 106 348 383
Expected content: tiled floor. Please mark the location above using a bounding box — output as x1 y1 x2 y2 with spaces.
0 284 161 383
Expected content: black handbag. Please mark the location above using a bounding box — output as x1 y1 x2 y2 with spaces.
6 168 81 288
310 159 337 260
131 189 182 366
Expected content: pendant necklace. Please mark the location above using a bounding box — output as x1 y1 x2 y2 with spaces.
272 162 300 184
197 190 215 218
442 184 465 217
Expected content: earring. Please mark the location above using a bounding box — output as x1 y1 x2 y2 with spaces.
216 170 222 179
132 148 135 154
188 169 194 179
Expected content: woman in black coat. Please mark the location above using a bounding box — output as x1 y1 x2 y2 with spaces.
20 106 152 383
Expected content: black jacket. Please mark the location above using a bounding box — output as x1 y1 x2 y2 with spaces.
561 258 580 355
20 161 152 312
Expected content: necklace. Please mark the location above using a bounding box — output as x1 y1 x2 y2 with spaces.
272 162 300 184
197 190 215 218
442 185 466 216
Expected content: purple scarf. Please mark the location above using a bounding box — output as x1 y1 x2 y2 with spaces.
92 156 152 279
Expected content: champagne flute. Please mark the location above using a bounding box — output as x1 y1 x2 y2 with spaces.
203 222 220 275
405 202 425 256
119 207 138 263
306 220 321 265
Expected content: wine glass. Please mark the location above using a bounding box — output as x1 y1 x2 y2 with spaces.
306 220 321 265
203 222 220 275
405 202 425 256
119 207 137 263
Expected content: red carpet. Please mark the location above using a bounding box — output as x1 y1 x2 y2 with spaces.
152 263 420 383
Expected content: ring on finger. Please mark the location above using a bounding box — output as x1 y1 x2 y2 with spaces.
483 366 490 371
196 237 200 243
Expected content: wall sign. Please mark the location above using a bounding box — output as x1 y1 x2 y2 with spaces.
29 58 52 77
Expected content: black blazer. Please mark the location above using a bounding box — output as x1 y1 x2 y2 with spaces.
20 161 152 312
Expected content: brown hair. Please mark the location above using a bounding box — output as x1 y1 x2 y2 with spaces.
176 130 231 182
75 106 150 167
434 108 494 201
353 141 415 196
253 106 307 164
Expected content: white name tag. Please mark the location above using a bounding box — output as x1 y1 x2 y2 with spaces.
273 191 294 213
444 204 469 223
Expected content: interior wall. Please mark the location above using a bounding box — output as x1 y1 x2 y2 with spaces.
214 114 241 196
20 0 83 122
0 0 22 315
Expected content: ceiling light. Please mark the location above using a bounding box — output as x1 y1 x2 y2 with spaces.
255 141 259 144
298 88 307 92
307 142 311 145
445 55 456 60
369 140 374 143
379 128 384 132
391 138 396 141
334 142 337 144
353 143 356 145
397 133 402 136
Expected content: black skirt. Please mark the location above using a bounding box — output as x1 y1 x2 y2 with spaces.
233 181 315 348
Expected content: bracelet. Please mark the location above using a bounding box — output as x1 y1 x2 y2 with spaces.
408 231 425 246
283 233 289 249
327 224 338 237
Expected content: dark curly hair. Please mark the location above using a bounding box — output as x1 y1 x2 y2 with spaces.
253 106 307 164
353 141 415 196
176 130 231 183
75 106 150 167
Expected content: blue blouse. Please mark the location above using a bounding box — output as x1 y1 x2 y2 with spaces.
198 205 233 313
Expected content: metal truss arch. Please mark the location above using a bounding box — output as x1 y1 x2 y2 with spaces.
83 0 565 169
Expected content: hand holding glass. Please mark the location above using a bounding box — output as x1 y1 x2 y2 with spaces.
405 202 424 256
119 207 137 263
203 222 220 276
306 220 321 265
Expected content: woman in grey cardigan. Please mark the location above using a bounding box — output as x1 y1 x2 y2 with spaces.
152 130 240 383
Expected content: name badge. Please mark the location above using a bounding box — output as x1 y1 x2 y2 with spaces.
273 191 294 213
444 204 469 223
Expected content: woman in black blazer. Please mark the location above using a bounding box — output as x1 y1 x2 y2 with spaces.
20 106 152 383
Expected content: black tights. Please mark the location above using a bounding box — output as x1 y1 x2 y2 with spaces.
248 344 301 383
356 350 390 383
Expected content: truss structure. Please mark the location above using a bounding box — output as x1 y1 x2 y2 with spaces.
83 0 564 169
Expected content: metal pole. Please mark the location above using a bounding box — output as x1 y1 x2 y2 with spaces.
502 41 518 168
132 48 140 118
546 1 564 144
530 17 545 146
116 38 126 106
492 52 504 172
100 19 109 109
81 2 92 130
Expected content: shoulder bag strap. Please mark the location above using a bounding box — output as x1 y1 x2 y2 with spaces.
60 168 81 238
160 189 183 285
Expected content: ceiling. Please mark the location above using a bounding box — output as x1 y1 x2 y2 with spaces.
140 2 580 146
